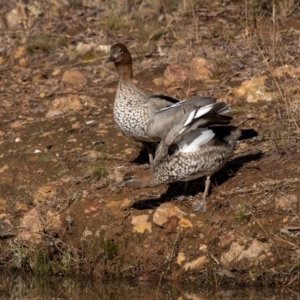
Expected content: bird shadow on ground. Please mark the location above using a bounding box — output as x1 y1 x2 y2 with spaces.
131 151 263 210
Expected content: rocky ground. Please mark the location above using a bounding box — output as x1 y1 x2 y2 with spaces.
1 0 300 286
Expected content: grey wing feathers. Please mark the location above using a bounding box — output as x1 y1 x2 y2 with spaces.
146 97 216 140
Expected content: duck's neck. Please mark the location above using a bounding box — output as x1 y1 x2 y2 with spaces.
117 64 133 81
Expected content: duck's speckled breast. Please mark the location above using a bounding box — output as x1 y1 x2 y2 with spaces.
114 81 152 141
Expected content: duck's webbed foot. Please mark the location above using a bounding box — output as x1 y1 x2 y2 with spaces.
174 195 193 203
192 198 207 213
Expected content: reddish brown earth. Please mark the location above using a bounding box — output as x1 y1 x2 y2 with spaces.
0 0 300 287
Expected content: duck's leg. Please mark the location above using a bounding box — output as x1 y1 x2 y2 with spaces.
143 142 156 164
192 175 210 213
183 181 189 194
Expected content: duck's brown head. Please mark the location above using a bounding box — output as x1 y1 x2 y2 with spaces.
106 43 132 67
117 169 152 189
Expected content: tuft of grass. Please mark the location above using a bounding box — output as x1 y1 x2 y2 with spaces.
100 239 119 260
233 204 251 223
26 33 66 54
104 13 127 31
137 23 164 42
91 166 108 180
97 152 108 160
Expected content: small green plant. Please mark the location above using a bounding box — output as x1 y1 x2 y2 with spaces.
100 239 118 260
91 166 108 179
83 53 95 62
234 204 251 222
26 33 66 54
8 240 30 269
69 192 81 205
97 152 108 160
61 249 73 275
104 13 127 31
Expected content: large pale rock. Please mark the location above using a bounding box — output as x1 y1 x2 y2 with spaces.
33 184 58 206
153 203 186 227
220 239 272 269
218 231 235 248
188 57 215 81
276 194 298 211
44 211 62 236
45 109 63 119
131 215 152 233
62 70 87 86
231 76 273 102
272 65 300 78
18 208 43 244
163 57 214 87
14 46 26 60
51 95 83 112
5 9 21 29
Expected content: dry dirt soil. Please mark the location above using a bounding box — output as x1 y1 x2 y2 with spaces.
1 0 300 286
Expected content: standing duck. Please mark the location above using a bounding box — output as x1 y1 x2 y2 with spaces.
107 43 218 163
117 102 241 213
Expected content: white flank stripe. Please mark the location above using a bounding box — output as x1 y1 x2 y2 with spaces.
183 109 196 127
184 103 215 127
181 129 215 153
194 103 215 118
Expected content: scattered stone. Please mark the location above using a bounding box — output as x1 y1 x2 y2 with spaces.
178 218 193 229
61 70 87 86
33 184 58 206
80 95 96 107
231 76 273 102
153 203 186 227
45 109 63 119
188 57 215 81
14 46 26 60
220 239 272 269
44 211 62 236
5 9 21 29
218 231 235 248
199 244 207 252
177 252 186 265
0 214 15 237
183 256 208 271
14 202 28 213
106 201 120 209
83 229 93 237
84 206 100 214
121 198 132 208
163 57 214 87
131 214 152 233
272 65 300 78
276 194 299 211
18 208 43 244
51 95 83 112
0 165 8 174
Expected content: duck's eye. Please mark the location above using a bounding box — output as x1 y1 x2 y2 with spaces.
118 48 123 53
124 175 133 181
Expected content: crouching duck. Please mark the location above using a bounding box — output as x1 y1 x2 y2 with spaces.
117 102 246 213
107 43 221 163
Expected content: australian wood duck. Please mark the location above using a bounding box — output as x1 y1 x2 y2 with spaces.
118 102 242 213
107 43 218 163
